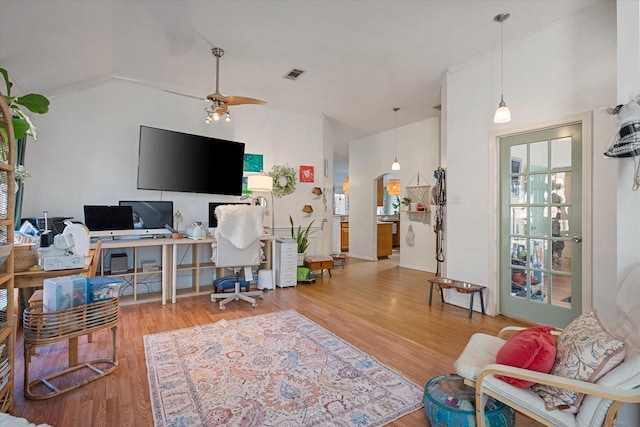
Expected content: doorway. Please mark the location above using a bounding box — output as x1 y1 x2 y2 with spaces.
499 123 583 327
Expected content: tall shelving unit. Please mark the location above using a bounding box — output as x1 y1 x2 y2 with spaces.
0 92 17 412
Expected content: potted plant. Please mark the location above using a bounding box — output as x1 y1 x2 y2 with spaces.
0 68 49 225
401 197 411 211
289 214 315 265
0 68 50 144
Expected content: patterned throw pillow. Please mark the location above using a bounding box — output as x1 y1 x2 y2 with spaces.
533 311 626 413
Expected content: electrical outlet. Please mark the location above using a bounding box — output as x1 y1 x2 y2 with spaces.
452 195 461 204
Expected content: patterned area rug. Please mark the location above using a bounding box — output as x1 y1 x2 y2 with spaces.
144 310 424 426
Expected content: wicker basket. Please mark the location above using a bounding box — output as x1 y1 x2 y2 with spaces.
0 244 37 273
0 243 12 269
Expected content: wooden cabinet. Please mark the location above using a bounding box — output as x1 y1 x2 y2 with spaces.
340 222 349 252
377 223 393 259
0 93 16 411
376 178 384 206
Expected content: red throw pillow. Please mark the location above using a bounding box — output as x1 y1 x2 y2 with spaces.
495 325 557 387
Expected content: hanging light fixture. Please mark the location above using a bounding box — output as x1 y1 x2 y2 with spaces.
343 177 349 195
391 107 401 170
493 12 511 124
386 178 401 196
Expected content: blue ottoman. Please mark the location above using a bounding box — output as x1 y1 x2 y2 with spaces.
424 374 515 427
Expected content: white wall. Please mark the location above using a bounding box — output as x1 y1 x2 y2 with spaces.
349 117 439 271
21 78 327 250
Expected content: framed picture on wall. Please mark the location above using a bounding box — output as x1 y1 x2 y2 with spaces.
300 165 314 183
244 154 264 172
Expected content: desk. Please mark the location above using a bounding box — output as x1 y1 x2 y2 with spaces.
94 235 278 305
427 277 486 319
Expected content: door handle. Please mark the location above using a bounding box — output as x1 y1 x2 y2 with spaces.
572 236 582 243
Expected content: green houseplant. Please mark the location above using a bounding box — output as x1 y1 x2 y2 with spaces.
0 68 50 144
0 68 50 227
289 215 315 264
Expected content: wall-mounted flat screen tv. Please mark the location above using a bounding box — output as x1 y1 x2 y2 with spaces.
119 200 174 229
137 126 245 195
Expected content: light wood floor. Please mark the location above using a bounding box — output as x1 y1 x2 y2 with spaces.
10 256 543 426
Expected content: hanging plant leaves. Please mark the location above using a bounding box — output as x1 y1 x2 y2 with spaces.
14 94 50 114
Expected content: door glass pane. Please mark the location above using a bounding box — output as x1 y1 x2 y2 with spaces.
551 137 572 169
530 140 548 171
510 175 526 203
511 207 527 235
533 271 547 303
528 174 548 204
529 207 549 237
511 145 528 173
552 172 571 205
552 273 572 307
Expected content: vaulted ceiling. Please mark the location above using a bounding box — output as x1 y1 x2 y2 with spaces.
0 0 607 172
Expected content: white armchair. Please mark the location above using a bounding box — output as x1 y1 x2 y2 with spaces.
454 266 640 427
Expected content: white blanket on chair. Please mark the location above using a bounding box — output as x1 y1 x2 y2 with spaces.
214 205 264 249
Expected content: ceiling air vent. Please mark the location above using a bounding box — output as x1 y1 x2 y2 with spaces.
284 68 305 80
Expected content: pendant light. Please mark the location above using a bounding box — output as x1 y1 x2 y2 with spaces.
391 107 401 170
386 178 401 196
343 177 349 195
493 12 511 123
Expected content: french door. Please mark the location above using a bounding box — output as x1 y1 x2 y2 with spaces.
499 123 582 327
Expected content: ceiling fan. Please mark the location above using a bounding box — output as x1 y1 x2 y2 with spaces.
165 47 266 123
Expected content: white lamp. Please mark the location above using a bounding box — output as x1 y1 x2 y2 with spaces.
247 174 275 234
493 12 511 124
247 175 273 192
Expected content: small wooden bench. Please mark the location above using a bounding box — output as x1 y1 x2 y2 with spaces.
427 277 486 319
305 256 334 277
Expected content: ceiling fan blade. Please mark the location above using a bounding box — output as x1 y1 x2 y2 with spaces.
163 89 207 102
225 96 267 106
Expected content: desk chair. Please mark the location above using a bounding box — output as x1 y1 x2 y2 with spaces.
210 205 265 310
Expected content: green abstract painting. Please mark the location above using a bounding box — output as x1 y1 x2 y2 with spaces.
244 153 264 172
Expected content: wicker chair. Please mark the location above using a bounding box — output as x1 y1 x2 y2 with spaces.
454 266 640 427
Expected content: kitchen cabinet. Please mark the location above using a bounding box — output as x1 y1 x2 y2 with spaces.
376 178 384 206
340 222 349 252
377 223 393 258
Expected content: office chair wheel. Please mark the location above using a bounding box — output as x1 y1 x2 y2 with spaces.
252 303 257 308
219 304 226 310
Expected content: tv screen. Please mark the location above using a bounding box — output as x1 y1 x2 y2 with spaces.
119 200 174 229
137 126 245 195
84 205 134 231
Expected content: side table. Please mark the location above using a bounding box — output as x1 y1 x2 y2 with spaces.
305 255 334 277
428 277 486 319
